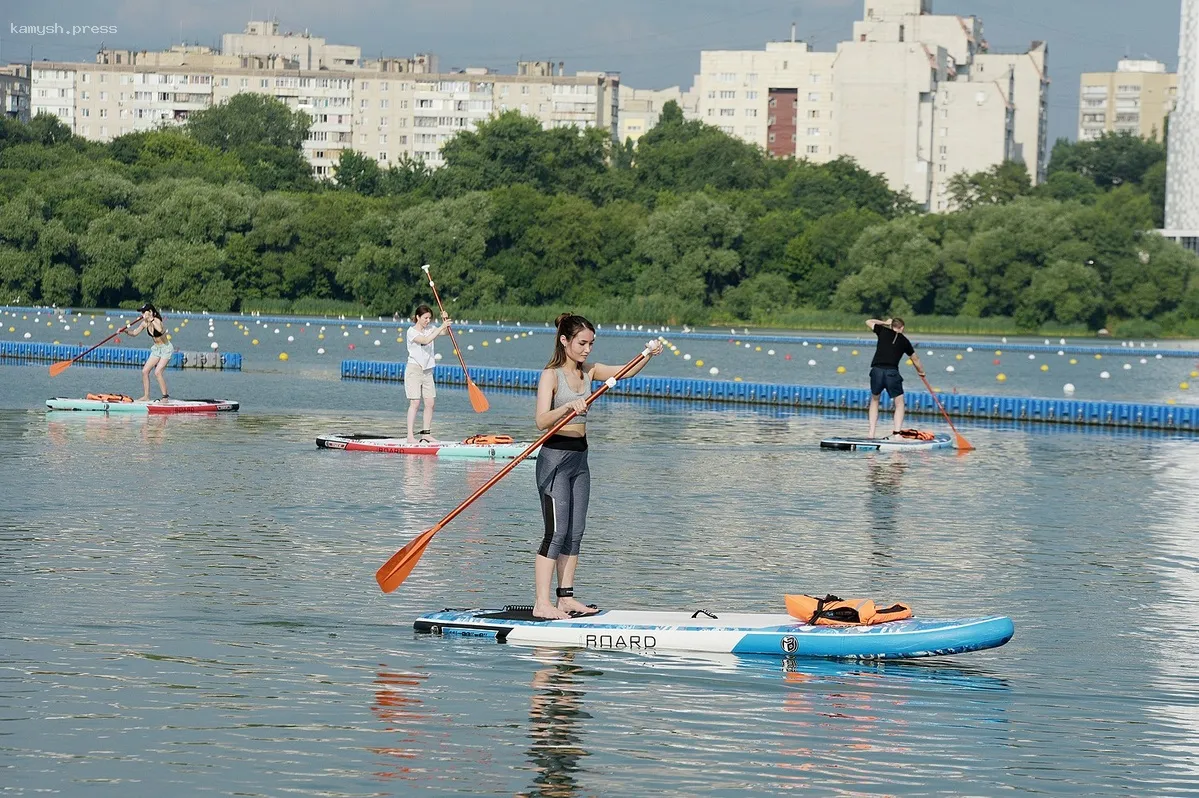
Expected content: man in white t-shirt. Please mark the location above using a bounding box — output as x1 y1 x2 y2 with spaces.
406 303 451 443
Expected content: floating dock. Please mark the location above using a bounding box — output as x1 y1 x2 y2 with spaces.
1 341 242 370
341 360 1198 431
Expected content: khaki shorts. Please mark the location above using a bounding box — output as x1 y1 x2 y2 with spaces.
405 363 436 400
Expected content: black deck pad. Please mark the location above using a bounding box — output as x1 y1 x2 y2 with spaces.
476 606 553 622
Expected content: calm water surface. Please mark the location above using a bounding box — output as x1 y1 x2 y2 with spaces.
3 315 1199 795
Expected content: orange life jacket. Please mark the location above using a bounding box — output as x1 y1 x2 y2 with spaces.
895 429 936 441
785 594 913 626
462 434 515 445
86 393 134 403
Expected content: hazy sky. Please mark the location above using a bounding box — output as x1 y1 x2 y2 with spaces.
3 0 1185 144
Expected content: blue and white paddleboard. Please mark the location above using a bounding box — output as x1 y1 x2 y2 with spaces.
413 607 1014 659
820 433 954 451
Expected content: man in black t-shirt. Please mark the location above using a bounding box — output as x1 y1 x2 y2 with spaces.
866 317 926 438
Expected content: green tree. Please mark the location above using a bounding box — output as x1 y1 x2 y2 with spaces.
1014 260 1105 328
186 94 310 152
633 193 744 304
947 161 1033 210
784 207 884 305
131 239 235 311
1047 132 1166 189
632 101 771 197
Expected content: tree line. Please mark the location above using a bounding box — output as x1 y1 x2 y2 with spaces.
0 95 1195 335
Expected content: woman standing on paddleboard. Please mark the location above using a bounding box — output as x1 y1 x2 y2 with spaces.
125 303 172 402
532 313 663 620
406 304 451 444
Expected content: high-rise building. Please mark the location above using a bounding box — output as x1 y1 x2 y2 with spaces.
683 0 1049 210
0 64 31 122
21 22 618 179
1164 0 1199 250
1079 59 1178 142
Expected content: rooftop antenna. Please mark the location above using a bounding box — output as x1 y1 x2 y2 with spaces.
791 21 796 43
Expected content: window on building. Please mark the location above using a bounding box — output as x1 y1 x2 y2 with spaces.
747 73 758 83
744 126 757 136
380 99 389 109
99 109 107 118
719 72 736 82
220 77 229 87
807 127 820 136
240 78 248 88
939 127 947 136
746 108 758 117
768 133 776 143
720 90 735 99
808 92 820 102
81 108 90 117
100 126 107 136
806 145 819 154
810 74 821 83
939 145 947 154
81 91 89 100
938 164 947 172
99 91 107 100
746 90 758 100
808 110 819 119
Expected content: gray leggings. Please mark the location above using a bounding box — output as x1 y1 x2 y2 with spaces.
536 446 590 558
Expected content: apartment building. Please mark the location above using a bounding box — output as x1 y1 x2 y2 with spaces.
617 86 697 143
0 64 31 122
679 0 1048 209
23 22 618 179
1080 59 1177 142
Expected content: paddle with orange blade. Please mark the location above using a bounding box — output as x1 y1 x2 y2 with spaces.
376 344 657 593
48 325 129 377
918 372 975 451
421 263 488 413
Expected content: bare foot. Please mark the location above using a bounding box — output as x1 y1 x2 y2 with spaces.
136 395 150 402
557 597 598 615
405 437 417 445
533 600 569 620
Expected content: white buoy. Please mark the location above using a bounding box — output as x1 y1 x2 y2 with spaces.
709 367 719 375
1058 350 1065 356
374 340 381 346
63 324 70 331
767 349 775 355
966 347 974 353
1123 363 1132 370
274 328 280 333
1028 354 1035 360
435 353 443 360
287 335 294 342
1139 358 1147 364
1060 338 1066 345
207 332 214 338
317 347 325 354
343 331 349 337
210 342 219 350
1064 383 1075 394
832 346 839 352
946 365 955 373
1002 337 1008 344
1156 354 1163 359
467 345 474 351
23 332 30 339
808 359 816 366
802 341 809 347
1100 371 1110 379
683 354 692 361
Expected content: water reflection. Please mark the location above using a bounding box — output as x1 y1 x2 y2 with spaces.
523 649 593 798
866 454 908 560
369 669 431 782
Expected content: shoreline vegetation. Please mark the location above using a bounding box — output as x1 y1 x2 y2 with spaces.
2 97 1196 338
